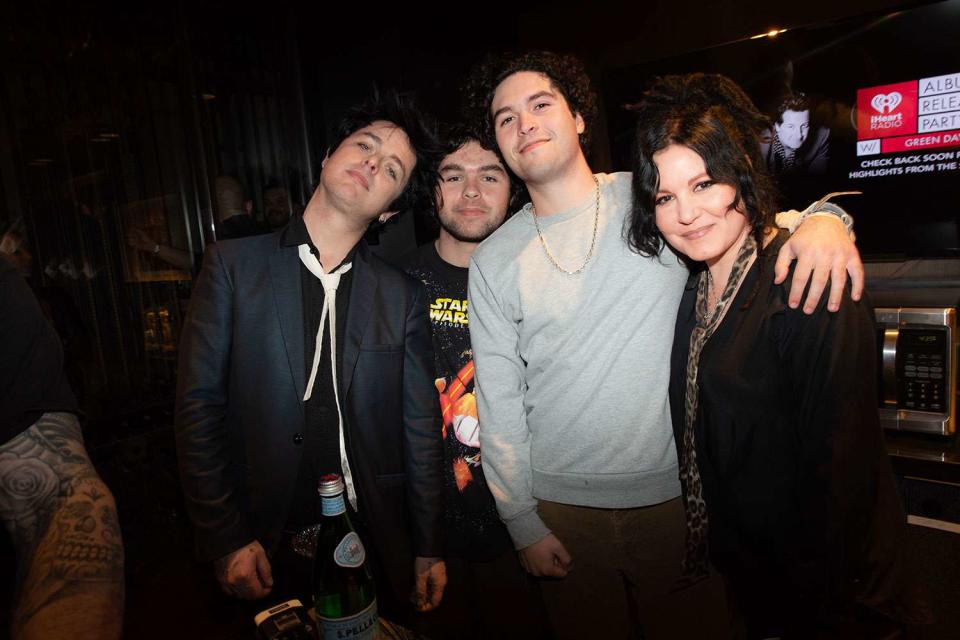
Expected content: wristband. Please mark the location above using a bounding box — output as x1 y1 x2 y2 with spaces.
789 191 859 234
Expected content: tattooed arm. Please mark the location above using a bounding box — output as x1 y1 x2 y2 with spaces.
0 412 124 640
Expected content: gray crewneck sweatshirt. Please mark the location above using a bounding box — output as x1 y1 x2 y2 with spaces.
468 173 844 549
468 172 687 549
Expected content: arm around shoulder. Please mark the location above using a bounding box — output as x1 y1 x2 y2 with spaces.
774 198 863 313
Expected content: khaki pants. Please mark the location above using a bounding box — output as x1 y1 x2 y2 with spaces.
537 497 730 639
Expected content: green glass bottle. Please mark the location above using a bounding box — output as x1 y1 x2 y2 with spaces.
311 474 378 639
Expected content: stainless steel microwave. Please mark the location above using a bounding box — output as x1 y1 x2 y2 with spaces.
875 307 957 435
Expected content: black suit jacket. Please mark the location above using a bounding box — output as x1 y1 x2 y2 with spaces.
174 228 442 601
761 125 830 176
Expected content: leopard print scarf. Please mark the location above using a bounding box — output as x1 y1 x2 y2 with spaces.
680 233 758 577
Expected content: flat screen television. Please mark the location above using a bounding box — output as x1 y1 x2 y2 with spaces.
602 0 960 259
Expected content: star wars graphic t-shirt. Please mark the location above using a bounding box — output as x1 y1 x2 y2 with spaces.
397 243 512 560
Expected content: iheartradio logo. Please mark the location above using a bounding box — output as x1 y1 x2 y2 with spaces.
857 81 916 139
871 92 903 114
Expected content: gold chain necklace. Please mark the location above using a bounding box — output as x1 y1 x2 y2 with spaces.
531 175 600 275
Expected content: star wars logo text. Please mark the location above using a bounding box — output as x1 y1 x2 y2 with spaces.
430 298 469 326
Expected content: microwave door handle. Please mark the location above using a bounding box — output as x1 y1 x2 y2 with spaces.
882 327 899 407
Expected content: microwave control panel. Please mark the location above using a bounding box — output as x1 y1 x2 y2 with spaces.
875 307 956 435
896 326 949 413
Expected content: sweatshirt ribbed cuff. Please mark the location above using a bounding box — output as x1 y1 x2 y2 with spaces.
504 509 552 550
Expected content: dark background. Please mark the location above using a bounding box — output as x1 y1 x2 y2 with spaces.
3 1 956 638
603 0 960 257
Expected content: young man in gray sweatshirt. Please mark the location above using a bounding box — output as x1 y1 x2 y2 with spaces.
464 52 863 638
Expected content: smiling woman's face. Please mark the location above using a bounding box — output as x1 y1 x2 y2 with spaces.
652 144 749 268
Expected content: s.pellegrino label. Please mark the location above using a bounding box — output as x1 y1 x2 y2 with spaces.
333 532 365 568
316 601 377 640
312 474 378 637
321 493 346 517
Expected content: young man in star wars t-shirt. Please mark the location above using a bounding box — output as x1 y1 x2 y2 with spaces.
397 125 546 639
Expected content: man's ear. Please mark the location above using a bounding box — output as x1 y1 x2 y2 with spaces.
575 113 585 136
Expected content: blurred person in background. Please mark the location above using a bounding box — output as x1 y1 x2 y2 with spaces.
0 226 34 280
126 174 264 272
1 224 92 408
263 184 294 230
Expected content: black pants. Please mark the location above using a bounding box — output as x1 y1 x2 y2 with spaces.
723 571 907 640
411 549 549 640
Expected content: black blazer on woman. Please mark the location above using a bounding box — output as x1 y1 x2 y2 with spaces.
668 232 929 635
174 225 442 604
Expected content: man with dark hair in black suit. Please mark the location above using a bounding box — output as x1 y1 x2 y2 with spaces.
761 92 830 176
175 92 447 620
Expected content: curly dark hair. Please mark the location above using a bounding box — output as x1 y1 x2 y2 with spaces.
462 51 598 154
775 91 811 123
627 73 779 262
326 89 442 223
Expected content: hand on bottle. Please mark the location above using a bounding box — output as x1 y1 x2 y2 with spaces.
214 540 274 599
412 556 446 612
519 533 572 578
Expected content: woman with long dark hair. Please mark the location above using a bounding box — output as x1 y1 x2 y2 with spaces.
628 73 928 638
